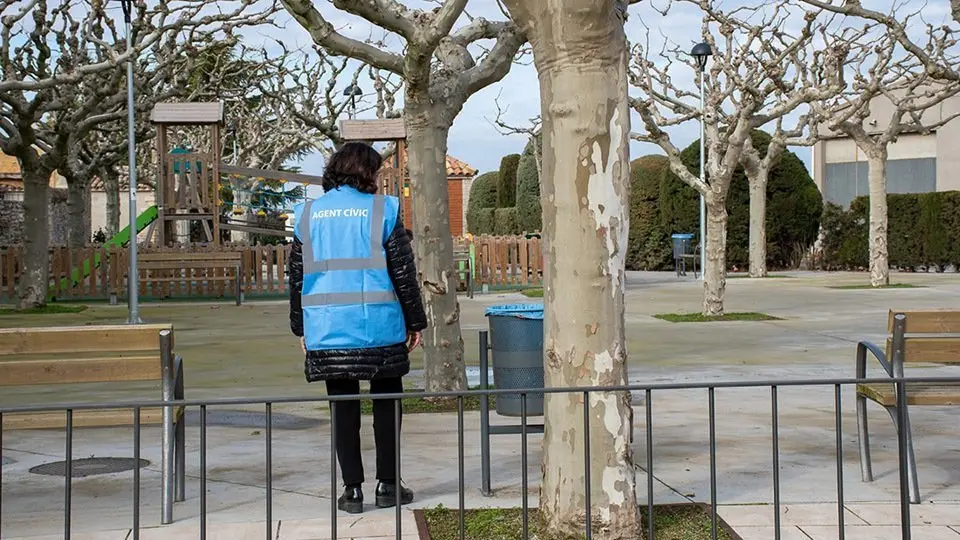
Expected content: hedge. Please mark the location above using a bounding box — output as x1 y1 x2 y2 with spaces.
629 130 823 271
820 191 960 270
626 155 672 270
497 154 521 208
475 208 496 235
516 153 541 233
494 207 520 236
466 171 499 234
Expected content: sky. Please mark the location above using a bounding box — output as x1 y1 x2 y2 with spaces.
242 0 954 179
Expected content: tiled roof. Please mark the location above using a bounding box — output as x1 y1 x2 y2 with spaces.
445 155 477 177
380 150 477 178
0 154 20 176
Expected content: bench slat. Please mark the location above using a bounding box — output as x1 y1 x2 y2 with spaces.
0 324 172 356
886 337 960 364
857 383 960 407
2 407 184 430
888 310 960 334
0 355 161 386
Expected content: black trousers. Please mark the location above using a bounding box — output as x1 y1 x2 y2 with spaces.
325 377 403 487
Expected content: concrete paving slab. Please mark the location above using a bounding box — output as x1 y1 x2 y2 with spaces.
733 525 811 540
1 533 130 540
799 524 960 539
137 521 278 540
846 502 960 526
717 503 868 527
277 513 418 539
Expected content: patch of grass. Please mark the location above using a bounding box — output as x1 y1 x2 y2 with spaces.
421 504 735 540
521 288 544 298
654 312 781 323
727 274 793 279
828 283 925 290
360 387 495 415
0 304 89 315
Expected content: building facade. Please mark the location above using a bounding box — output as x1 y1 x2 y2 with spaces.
811 90 960 208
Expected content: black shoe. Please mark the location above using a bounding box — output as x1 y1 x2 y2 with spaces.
337 486 364 514
375 481 414 508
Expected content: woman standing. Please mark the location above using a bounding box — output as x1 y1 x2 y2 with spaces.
289 142 426 514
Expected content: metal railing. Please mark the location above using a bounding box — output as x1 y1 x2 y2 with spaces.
1 376 955 540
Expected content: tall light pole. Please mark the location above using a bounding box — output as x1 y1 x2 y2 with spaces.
121 0 141 324
692 42 712 281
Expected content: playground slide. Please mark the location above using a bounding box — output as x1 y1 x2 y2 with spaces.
50 205 159 298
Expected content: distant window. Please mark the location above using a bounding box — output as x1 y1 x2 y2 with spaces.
823 158 936 208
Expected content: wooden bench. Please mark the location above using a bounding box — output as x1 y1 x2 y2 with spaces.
126 251 243 305
0 324 187 524
856 309 960 503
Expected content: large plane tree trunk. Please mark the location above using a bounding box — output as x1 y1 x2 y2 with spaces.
404 99 467 393
703 195 728 316
501 0 640 537
20 166 52 308
866 150 890 287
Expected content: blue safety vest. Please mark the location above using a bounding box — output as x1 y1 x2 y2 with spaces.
293 187 406 351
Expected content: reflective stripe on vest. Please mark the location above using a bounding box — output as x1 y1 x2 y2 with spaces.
299 195 398 306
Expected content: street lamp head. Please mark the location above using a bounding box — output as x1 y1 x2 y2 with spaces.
691 42 713 72
119 0 134 24
343 84 363 98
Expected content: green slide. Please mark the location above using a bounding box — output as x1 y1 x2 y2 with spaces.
49 205 159 300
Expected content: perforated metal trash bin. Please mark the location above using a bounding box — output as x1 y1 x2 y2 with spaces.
485 304 544 417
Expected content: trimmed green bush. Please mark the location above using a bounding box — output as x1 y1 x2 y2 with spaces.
627 155 672 270
476 208 496 235
494 207 520 236
646 131 822 271
821 191 960 271
497 154 521 208
516 154 541 233
466 172 499 234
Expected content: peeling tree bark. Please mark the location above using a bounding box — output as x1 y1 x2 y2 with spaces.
747 179 767 278
501 1 640 537
66 176 92 247
20 167 52 309
103 168 121 237
405 100 467 393
703 195 728 316
866 151 890 287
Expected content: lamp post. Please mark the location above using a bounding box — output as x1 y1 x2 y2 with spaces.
691 42 712 281
343 84 363 119
121 0 141 324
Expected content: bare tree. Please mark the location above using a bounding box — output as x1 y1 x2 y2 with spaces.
800 0 960 82
494 0 639 537
629 3 853 315
810 55 960 286
280 0 525 393
0 0 276 308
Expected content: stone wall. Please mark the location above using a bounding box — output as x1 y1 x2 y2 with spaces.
0 188 70 247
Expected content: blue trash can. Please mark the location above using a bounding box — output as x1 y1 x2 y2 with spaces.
671 233 694 259
484 304 544 417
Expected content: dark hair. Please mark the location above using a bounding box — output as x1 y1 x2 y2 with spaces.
322 142 382 194
405 228 413 240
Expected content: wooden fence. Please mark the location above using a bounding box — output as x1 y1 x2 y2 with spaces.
0 244 291 303
0 235 544 303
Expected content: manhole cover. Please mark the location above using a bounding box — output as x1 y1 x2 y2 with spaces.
184 409 323 430
29 457 149 478
2 456 15 466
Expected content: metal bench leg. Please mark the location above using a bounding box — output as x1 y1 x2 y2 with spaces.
857 394 873 482
175 414 186 502
886 406 921 503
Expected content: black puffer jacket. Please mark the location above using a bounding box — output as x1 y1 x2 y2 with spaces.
289 219 428 382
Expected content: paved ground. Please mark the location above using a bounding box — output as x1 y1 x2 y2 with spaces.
2 271 960 538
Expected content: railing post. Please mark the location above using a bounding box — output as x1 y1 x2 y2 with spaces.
159 330 174 525
479 331 492 496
